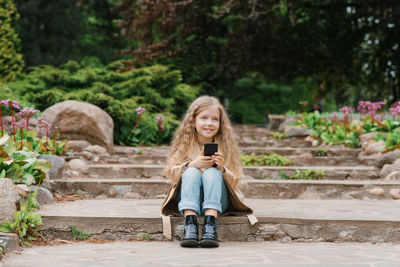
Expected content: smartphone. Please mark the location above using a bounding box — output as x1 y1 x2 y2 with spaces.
204 142 218 156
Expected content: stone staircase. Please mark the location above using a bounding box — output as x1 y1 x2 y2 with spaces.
37 124 400 243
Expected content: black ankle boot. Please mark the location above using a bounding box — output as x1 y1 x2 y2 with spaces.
200 215 219 247
180 215 199 247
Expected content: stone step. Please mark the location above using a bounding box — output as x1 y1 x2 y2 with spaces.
84 164 379 180
237 138 312 148
52 178 400 200
113 146 362 158
37 199 400 243
108 154 376 167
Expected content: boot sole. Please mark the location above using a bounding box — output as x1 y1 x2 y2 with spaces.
180 239 199 247
199 239 219 247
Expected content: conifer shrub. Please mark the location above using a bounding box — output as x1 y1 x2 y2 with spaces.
0 0 25 82
5 61 199 145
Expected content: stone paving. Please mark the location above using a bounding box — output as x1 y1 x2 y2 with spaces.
37 198 400 221
3 241 400 266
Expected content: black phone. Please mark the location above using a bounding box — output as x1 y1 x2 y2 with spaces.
204 142 218 156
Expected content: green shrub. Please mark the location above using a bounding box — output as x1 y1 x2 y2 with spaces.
4 62 199 145
0 0 25 82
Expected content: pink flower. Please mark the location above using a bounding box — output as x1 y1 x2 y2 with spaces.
12 120 26 129
330 112 337 122
136 106 146 115
3 99 21 110
155 114 164 125
18 108 40 120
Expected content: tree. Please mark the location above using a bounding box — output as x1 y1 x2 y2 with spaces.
15 0 126 67
0 0 24 82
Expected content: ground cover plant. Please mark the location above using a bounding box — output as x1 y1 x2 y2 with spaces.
0 190 43 246
241 153 292 167
294 101 400 150
3 61 199 146
262 169 326 180
313 148 329 156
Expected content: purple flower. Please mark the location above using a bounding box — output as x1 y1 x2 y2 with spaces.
340 106 354 115
155 114 164 125
136 106 146 115
330 112 337 122
12 120 26 129
17 108 40 120
3 99 21 110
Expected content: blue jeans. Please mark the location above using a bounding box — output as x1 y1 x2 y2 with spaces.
178 167 230 216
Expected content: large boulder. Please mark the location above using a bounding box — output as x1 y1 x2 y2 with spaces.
42 100 114 152
0 179 19 225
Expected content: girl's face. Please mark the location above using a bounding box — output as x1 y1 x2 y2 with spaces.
194 106 220 143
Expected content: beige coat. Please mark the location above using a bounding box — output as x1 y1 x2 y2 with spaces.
161 144 257 239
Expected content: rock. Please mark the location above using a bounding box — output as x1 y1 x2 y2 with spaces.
41 100 114 152
83 145 107 155
278 117 297 132
119 157 131 164
390 189 400 199
67 140 92 152
359 132 381 145
83 145 109 162
298 152 312 158
76 151 94 161
375 150 400 168
363 140 385 155
14 184 30 197
108 188 116 198
0 179 19 225
111 185 131 197
28 187 55 206
0 233 20 253
297 191 321 200
280 236 292 243
286 126 312 137
68 159 88 173
369 187 384 196
380 164 400 179
385 171 400 180
38 154 65 180
273 230 285 240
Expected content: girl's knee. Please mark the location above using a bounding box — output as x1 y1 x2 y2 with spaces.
202 168 223 186
203 167 222 177
182 167 202 182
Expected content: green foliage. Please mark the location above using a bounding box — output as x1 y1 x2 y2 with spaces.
381 129 400 151
5 62 199 145
142 232 150 240
241 153 292 166
16 0 126 67
313 148 329 157
0 0 25 82
289 169 326 180
0 134 51 186
71 226 91 241
228 74 315 123
0 191 42 246
271 132 287 140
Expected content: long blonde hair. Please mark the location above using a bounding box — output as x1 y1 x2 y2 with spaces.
166 95 243 179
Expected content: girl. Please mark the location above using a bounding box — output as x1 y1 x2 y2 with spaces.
161 96 256 247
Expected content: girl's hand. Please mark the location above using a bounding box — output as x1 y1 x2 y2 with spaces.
212 152 225 173
188 147 214 169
